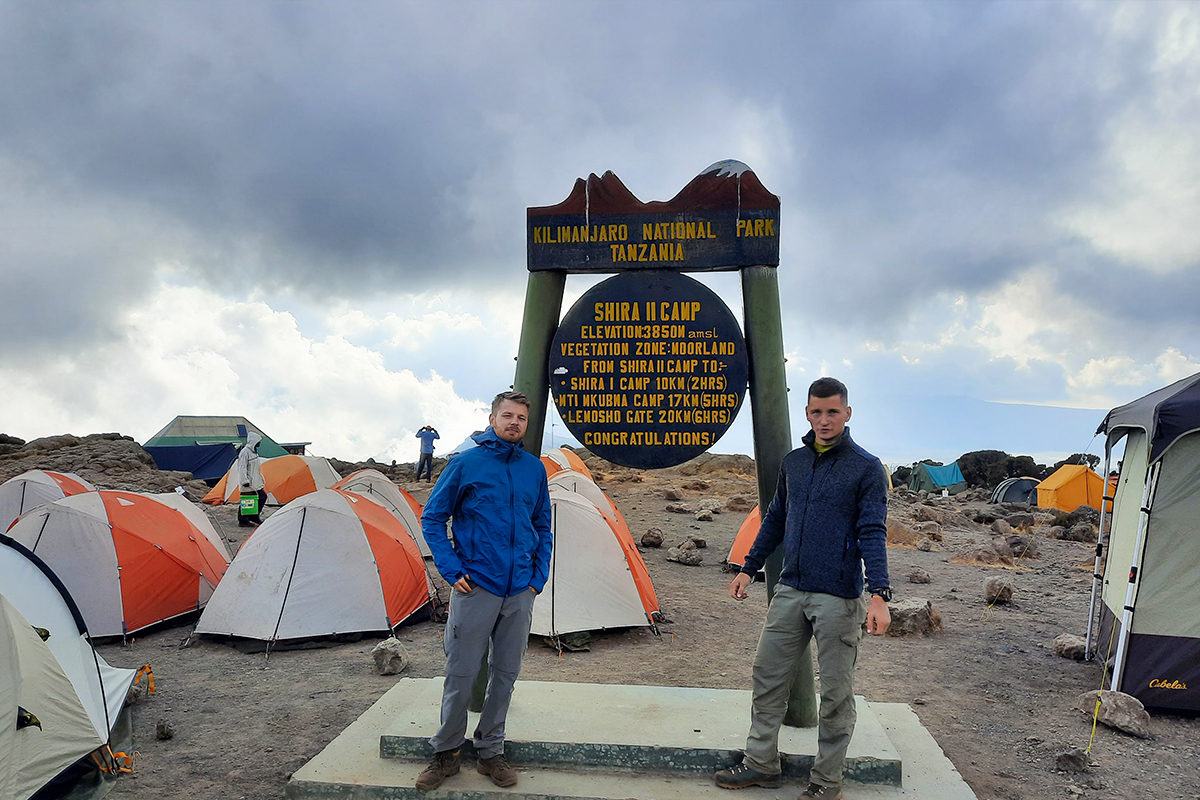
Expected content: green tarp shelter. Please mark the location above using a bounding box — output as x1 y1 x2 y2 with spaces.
908 462 967 495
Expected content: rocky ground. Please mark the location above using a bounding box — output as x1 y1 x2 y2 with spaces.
4 434 1198 800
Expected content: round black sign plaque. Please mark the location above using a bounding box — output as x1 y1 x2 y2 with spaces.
549 271 748 469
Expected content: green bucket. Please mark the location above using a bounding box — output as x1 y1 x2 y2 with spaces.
239 494 260 515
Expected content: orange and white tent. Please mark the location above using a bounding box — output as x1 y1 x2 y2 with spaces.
4 491 229 638
542 447 593 480
202 455 340 506
726 505 762 572
547 470 659 619
196 489 433 643
151 491 232 560
535 489 658 636
331 469 432 557
1 470 95 532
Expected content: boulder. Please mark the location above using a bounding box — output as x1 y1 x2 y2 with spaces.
155 718 175 740
126 682 145 706
953 547 1013 566
694 509 714 522
677 538 697 551
912 521 943 540
1005 512 1036 529
1047 525 1068 540
886 520 922 547
991 537 1015 559
916 538 935 552
688 536 707 549
1063 523 1097 543
641 528 664 548
912 505 945 524
665 503 692 514
1006 534 1040 558
1073 690 1152 738
1055 748 1090 773
725 494 756 513
663 487 684 501
886 599 944 636
1053 633 1087 661
371 638 410 676
908 567 932 584
990 519 1013 536
696 498 724 512
682 479 710 491
984 576 1014 604
973 511 1000 524
667 547 703 566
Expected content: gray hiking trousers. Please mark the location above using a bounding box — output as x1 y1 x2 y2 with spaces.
743 584 868 787
429 585 537 758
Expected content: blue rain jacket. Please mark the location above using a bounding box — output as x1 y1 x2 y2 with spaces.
421 428 553 597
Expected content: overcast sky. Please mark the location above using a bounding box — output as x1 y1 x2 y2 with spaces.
2 1 1198 467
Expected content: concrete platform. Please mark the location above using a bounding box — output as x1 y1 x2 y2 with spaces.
287 679 978 800
379 679 897 783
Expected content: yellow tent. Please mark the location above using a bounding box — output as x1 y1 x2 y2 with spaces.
1036 464 1105 513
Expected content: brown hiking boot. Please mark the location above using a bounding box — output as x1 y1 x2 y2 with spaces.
800 783 843 800
476 754 518 787
713 761 783 789
414 749 460 790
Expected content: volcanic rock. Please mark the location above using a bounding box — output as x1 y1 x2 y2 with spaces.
886 599 944 636
1073 690 1152 738
371 638 410 676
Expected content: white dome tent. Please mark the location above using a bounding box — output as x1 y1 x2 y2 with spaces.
331 469 432 557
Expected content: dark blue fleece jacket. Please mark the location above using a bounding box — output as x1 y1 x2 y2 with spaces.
421 428 553 598
741 427 889 599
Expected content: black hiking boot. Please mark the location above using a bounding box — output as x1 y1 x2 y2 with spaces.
713 761 783 789
414 748 460 790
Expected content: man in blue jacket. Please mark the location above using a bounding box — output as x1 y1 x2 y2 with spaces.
716 378 891 800
416 391 553 791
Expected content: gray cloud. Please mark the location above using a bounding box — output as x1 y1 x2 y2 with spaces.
0 0 1193 365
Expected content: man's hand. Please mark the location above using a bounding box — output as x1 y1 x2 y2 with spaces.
453 575 472 594
729 572 751 600
866 594 890 635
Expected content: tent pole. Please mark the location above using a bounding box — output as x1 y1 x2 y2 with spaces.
1085 447 1114 660
1109 461 1161 691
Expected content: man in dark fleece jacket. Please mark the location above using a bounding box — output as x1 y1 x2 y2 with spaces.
715 378 891 800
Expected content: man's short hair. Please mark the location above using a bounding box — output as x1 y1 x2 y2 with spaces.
808 377 848 404
491 391 531 415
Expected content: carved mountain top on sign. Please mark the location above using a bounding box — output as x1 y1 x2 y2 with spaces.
529 160 779 217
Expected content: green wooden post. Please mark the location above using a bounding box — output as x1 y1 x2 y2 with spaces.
740 265 817 728
469 271 566 712
512 270 567 456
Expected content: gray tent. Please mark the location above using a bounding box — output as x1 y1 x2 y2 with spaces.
988 477 1039 504
1088 371 1200 711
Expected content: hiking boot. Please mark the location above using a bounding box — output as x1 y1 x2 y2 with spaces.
799 783 843 800
713 761 783 789
476 754 518 787
414 749 460 790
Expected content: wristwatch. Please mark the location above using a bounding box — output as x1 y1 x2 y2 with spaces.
869 587 893 602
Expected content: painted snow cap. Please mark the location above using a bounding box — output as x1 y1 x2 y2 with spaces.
4 491 229 637
701 159 753 178
1 469 96 532
331 469 431 557
196 489 433 643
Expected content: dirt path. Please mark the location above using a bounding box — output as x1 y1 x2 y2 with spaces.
99 467 1200 800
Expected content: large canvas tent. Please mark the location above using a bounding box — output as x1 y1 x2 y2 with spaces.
989 477 1040 505
5 491 229 638
1089 371 1200 711
331 469 432 557
534 489 658 637
144 415 290 481
0 536 136 800
202 455 340 506
1036 464 1105 513
196 490 433 644
907 462 967 495
1 470 95 533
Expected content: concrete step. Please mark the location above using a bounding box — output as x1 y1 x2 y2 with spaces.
378 679 899 784
287 679 978 800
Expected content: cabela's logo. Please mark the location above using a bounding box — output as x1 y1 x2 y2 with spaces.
1148 679 1188 690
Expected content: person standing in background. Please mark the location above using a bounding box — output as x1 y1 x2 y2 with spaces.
234 432 267 527
416 425 440 481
